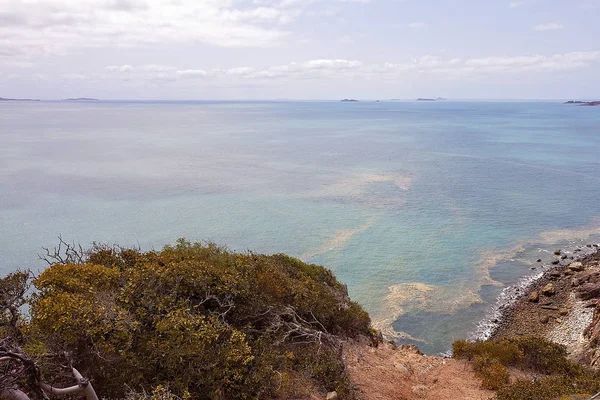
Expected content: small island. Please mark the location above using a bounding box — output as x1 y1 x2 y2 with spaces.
417 98 436 101
565 100 600 106
341 98 358 102
62 97 99 101
0 97 40 102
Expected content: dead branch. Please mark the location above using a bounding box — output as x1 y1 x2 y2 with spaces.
38 236 85 266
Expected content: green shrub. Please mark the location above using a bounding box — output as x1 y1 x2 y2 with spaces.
452 339 523 366
22 239 372 399
496 373 600 400
454 336 600 397
473 355 509 390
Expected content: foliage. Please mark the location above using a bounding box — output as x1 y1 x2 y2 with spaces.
472 355 509 390
13 239 372 399
0 271 30 341
496 372 600 400
453 336 600 398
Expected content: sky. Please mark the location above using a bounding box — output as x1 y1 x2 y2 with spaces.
0 0 599 100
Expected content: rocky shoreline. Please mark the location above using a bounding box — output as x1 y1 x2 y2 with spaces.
489 243 600 363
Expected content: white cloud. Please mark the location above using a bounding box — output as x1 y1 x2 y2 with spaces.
106 65 134 72
0 0 304 64
98 51 600 85
509 1 524 8
407 22 426 28
176 70 208 79
533 23 564 31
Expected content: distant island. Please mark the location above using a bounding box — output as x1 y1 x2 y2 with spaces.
0 97 40 102
63 98 99 101
391 97 447 101
341 98 358 102
565 100 600 106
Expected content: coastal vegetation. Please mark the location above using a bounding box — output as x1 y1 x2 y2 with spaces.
4 239 600 399
1 239 372 400
453 336 600 399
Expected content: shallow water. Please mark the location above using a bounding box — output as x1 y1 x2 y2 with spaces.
1 100 600 354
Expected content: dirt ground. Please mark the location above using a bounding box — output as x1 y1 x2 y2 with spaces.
344 341 494 400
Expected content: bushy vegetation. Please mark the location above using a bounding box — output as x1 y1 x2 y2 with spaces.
1 239 373 399
453 337 600 399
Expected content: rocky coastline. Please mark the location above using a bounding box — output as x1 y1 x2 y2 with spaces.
488 243 600 364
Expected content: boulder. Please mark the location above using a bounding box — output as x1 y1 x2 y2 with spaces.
559 308 569 316
537 258 542 262
578 283 600 300
327 392 338 400
542 283 555 296
568 262 584 272
554 249 562 255
540 316 549 324
549 271 562 278
528 291 540 303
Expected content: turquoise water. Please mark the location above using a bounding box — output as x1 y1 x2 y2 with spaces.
1 100 600 354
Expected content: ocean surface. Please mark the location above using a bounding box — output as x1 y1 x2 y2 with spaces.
2 100 600 354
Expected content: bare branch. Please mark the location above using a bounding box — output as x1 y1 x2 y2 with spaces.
38 236 86 266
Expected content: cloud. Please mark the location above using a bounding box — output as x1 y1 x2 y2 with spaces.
533 23 564 31
98 51 600 84
0 0 307 65
106 65 134 73
176 70 208 79
0 0 379 66
508 1 523 8
407 22 426 28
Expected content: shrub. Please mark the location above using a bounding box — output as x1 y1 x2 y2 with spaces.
21 239 372 399
473 355 509 390
453 336 600 397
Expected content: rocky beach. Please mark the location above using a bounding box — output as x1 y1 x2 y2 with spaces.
490 244 600 364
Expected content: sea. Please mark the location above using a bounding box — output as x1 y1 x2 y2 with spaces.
1 100 600 354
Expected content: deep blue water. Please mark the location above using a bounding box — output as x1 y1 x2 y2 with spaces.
1 100 599 354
